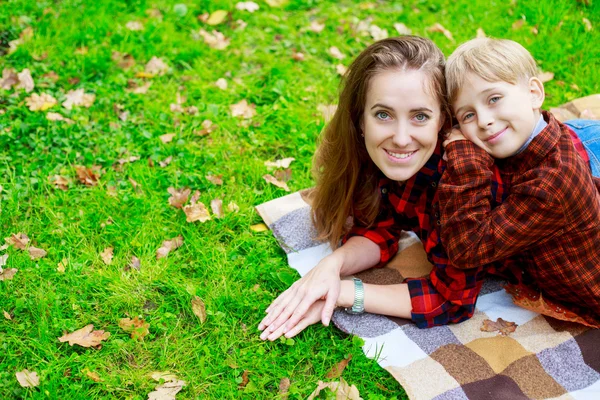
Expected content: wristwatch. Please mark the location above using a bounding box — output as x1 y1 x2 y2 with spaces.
344 277 365 314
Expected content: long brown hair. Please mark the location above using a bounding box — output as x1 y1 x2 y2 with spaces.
311 36 449 249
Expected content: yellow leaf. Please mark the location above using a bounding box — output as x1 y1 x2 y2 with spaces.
250 223 268 232
191 296 207 323
135 71 154 79
207 10 228 26
265 0 288 7
57 258 67 273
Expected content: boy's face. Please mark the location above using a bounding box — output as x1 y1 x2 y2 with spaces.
452 72 544 159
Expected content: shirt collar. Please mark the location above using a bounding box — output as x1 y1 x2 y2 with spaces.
513 114 548 155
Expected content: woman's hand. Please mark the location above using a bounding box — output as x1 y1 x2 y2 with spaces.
260 300 327 341
258 253 344 339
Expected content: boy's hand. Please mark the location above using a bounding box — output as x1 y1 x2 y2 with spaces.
443 126 468 148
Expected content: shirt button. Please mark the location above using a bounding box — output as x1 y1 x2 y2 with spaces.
435 212 439 218
431 182 437 187
437 220 441 225
381 188 388 194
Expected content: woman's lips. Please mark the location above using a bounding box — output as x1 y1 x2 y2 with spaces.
385 149 417 162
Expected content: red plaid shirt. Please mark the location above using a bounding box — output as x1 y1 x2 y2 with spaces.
346 111 597 328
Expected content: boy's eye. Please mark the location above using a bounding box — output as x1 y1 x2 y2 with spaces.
490 96 501 104
376 111 391 120
414 113 430 122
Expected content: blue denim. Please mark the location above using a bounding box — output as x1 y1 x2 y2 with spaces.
564 119 600 178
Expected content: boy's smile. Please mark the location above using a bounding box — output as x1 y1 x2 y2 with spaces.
453 72 544 159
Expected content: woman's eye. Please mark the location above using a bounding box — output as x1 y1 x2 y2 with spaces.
376 111 390 120
415 113 429 122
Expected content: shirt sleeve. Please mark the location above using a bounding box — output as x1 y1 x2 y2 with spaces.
438 140 564 269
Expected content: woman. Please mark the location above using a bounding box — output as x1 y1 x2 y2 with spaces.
258 36 456 340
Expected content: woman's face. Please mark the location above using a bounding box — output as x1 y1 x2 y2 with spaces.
362 69 442 182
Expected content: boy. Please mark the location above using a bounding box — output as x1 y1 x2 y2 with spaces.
440 38 600 325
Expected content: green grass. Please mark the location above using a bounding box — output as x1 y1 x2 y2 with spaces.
1 0 599 398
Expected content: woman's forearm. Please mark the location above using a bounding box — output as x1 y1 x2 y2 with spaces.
338 280 413 319
333 235 381 276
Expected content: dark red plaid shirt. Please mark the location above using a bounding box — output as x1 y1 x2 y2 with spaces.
346 111 597 328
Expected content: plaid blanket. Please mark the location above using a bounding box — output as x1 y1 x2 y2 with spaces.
256 190 600 400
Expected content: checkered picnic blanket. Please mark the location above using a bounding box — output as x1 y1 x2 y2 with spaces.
256 190 600 400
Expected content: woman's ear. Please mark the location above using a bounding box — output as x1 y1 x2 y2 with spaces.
529 77 545 110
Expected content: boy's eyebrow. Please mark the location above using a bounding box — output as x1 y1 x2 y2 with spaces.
370 103 433 113
454 87 498 115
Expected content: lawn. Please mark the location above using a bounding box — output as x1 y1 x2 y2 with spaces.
0 0 598 398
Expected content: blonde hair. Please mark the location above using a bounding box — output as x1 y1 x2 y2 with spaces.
446 38 537 104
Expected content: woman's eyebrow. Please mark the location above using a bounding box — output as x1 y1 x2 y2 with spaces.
370 102 392 110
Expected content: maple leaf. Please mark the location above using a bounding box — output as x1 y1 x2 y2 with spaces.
307 378 362 400
326 354 352 379
75 165 101 186
195 29 230 50
58 324 111 347
62 88 96 110
183 202 211 223
26 93 57 111
215 78 228 90
126 21 144 31
210 199 223 218
6 233 30 249
328 46 345 60
167 187 191 209
100 247 114 265
279 377 291 398
427 23 454 42
0 68 19 90
263 174 290 191
191 296 207 323
264 157 295 168
46 112 74 124
156 236 184 259
236 2 260 12
206 175 223 185
28 246 47 260
145 57 169 75
119 316 150 340
15 369 40 388
480 318 518 336
230 99 256 119
148 379 186 400
394 23 412 35
17 69 34 92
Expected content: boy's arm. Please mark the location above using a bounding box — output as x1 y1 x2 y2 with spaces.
439 140 563 269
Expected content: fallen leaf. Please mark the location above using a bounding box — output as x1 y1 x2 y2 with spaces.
227 202 240 212
25 93 57 111
512 19 525 30
0 253 8 269
62 88 95 110
17 68 34 92
582 18 592 32
135 71 155 79
230 99 256 119
292 52 305 61
126 21 144 31
531 26 539 35
318 104 337 123
394 23 411 35
191 296 207 323
481 318 518 336
5 233 29 249
263 174 290 191
369 24 388 41
3 310 11 320
119 316 150 340
160 133 175 143
75 46 88 55
116 155 140 166
183 202 211 223
279 377 291 398
308 21 325 33
156 236 184 259
146 8 163 19
58 324 111 347
148 379 186 400
83 369 101 382
75 165 101 186
264 157 295 169
57 258 67 273
476 27 486 38
250 223 268 232
328 46 345 60
238 370 250 389
168 187 191 209
538 70 554 83
274 168 292 182
159 156 173 167
215 78 228 89
145 56 169 75
207 10 228 25
43 71 59 82
28 246 47 260
265 0 288 6
100 247 114 265
196 29 230 50
236 1 260 12
206 175 223 185
326 354 352 378
112 51 136 69
427 23 454 41
210 199 223 218
336 64 347 76
151 371 179 382
15 369 40 388
129 256 141 271
0 68 19 90
128 81 151 94
0 268 17 281
190 190 201 205
307 378 361 400
46 112 74 124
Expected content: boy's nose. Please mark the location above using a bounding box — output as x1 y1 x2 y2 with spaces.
477 110 494 129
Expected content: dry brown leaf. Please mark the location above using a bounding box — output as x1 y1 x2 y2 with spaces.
145 56 169 75
146 8 163 19
481 317 518 336
336 64 347 76
274 168 292 182
582 18 592 32
0 268 17 281
129 256 141 271
190 190 201 205
238 370 250 390
58 324 111 347
538 70 554 83
195 119 216 136
62 88 95 110
196 29 230 50
210 199 224 218
75 165 101 186
150 371 179 382
183 202 211 223
75 46 88 55
128 81 151 94
112 51 136 69
167 187 191 209
263 174 290 191
215 78 228 89
3 310 11 320
206 174 223 185
15 369 40 388
26 93 57 111
292 52 305 61
6 233 30 249
126 21 144 31
326 354 352 379
369 25 388 41
148 379 186 400
328 46 345 60
264 157 295 168
17 68 34 92
250 223 268 232
231 99 256 119
0 253 7 268
236 2 260 12
100 247 114 265
394 23 411 35
512 19 525 30
156 236 184 259
0 68 19 90
43 71 59 82
227 202 240 213
307 378 362 400
476 27 486 38
427 23 454 41
191 296 207 323
160 133 175 143
308 20 325 33
118 316 150 340
159 156 173 167
46 112 74 124
279 377 291 398
28 246 47 260
50 174 70 190
83 369 101 382
57 258 67 273
117 155 140 166
318 104 337 123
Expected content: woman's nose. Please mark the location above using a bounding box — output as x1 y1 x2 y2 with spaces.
391 123 412 147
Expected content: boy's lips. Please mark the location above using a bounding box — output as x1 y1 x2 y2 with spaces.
484 127 508 143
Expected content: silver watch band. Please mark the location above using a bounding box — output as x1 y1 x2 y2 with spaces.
345 277 365 314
